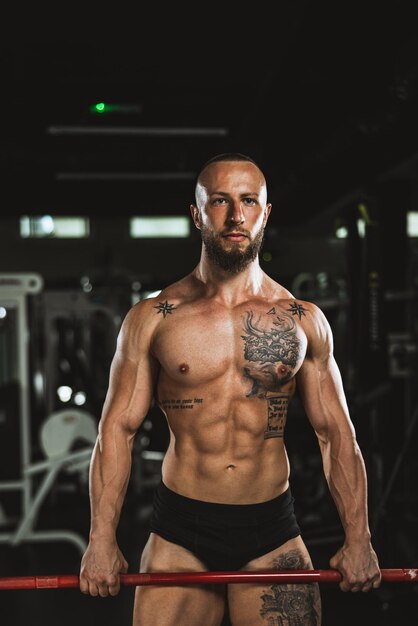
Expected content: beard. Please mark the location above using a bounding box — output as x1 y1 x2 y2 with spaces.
200 224 265 274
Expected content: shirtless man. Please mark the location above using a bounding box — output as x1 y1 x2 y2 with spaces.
79 153 381 625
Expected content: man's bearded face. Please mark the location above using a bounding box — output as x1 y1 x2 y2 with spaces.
200 223 265 274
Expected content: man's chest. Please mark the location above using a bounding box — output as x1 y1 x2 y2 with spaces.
152 301 308 395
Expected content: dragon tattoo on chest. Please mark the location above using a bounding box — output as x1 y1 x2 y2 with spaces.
241 304 307 439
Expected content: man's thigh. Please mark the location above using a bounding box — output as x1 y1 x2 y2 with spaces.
133 532 226 626
228 536 321 626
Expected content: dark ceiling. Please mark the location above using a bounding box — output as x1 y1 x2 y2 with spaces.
3 2 418 228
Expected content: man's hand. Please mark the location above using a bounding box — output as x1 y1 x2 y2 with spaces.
329 540 381 592
79 538 129 597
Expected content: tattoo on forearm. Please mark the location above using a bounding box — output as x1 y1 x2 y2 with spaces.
154 300 177 318
241 311 301 398
265 395 289 439
161 398 203 410
260 550 321 625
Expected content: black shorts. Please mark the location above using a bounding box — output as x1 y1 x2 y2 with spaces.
149 481 301 571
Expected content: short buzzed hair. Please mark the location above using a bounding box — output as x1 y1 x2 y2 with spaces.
197 152 261 179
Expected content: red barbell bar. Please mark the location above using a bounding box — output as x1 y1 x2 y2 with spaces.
0 569 417 590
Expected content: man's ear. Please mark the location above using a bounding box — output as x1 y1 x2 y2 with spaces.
263 203 272 226
190 204 201 230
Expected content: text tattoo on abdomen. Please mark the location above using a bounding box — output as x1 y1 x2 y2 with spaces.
265 395 289 439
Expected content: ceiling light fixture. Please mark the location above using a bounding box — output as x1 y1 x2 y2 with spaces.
48 126 228 137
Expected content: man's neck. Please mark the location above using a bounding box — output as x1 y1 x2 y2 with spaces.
192 253 266 306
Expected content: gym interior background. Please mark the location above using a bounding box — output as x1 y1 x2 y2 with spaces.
1 4 418 624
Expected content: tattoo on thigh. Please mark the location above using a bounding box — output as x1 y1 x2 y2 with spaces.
259 550 321 625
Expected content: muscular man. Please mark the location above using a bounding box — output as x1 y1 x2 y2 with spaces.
79 153 381 625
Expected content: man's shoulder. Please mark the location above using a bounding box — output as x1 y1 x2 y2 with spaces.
265 287 330 336
278 296 323 317
148 273 196 307
267 283 322 318
123 275 195 325
279 297 331 349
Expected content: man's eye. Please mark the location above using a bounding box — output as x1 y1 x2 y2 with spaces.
243 198 257 205
213 198 226 205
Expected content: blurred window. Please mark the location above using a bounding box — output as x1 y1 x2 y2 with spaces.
407 211 418 237
20 216 90 238
130 216 190 238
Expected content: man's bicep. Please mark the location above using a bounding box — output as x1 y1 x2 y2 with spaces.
297 352 353 441
296 357 327 435
105 352 157 421
100 306 159 434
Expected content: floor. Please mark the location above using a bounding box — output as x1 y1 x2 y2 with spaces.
1 479 417 626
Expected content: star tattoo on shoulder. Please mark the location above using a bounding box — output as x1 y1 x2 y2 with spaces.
288 301 308 320
154 300 177 318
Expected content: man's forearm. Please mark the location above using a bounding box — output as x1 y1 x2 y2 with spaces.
320 434 371 541
88 431 133 538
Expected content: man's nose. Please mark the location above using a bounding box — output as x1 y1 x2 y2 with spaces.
228 201 245 224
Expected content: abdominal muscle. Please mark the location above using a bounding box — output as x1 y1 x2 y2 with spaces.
159 406 291 504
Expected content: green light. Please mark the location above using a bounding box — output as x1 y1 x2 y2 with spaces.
89 102 116 115
89 102 142 115
262 251 272 262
